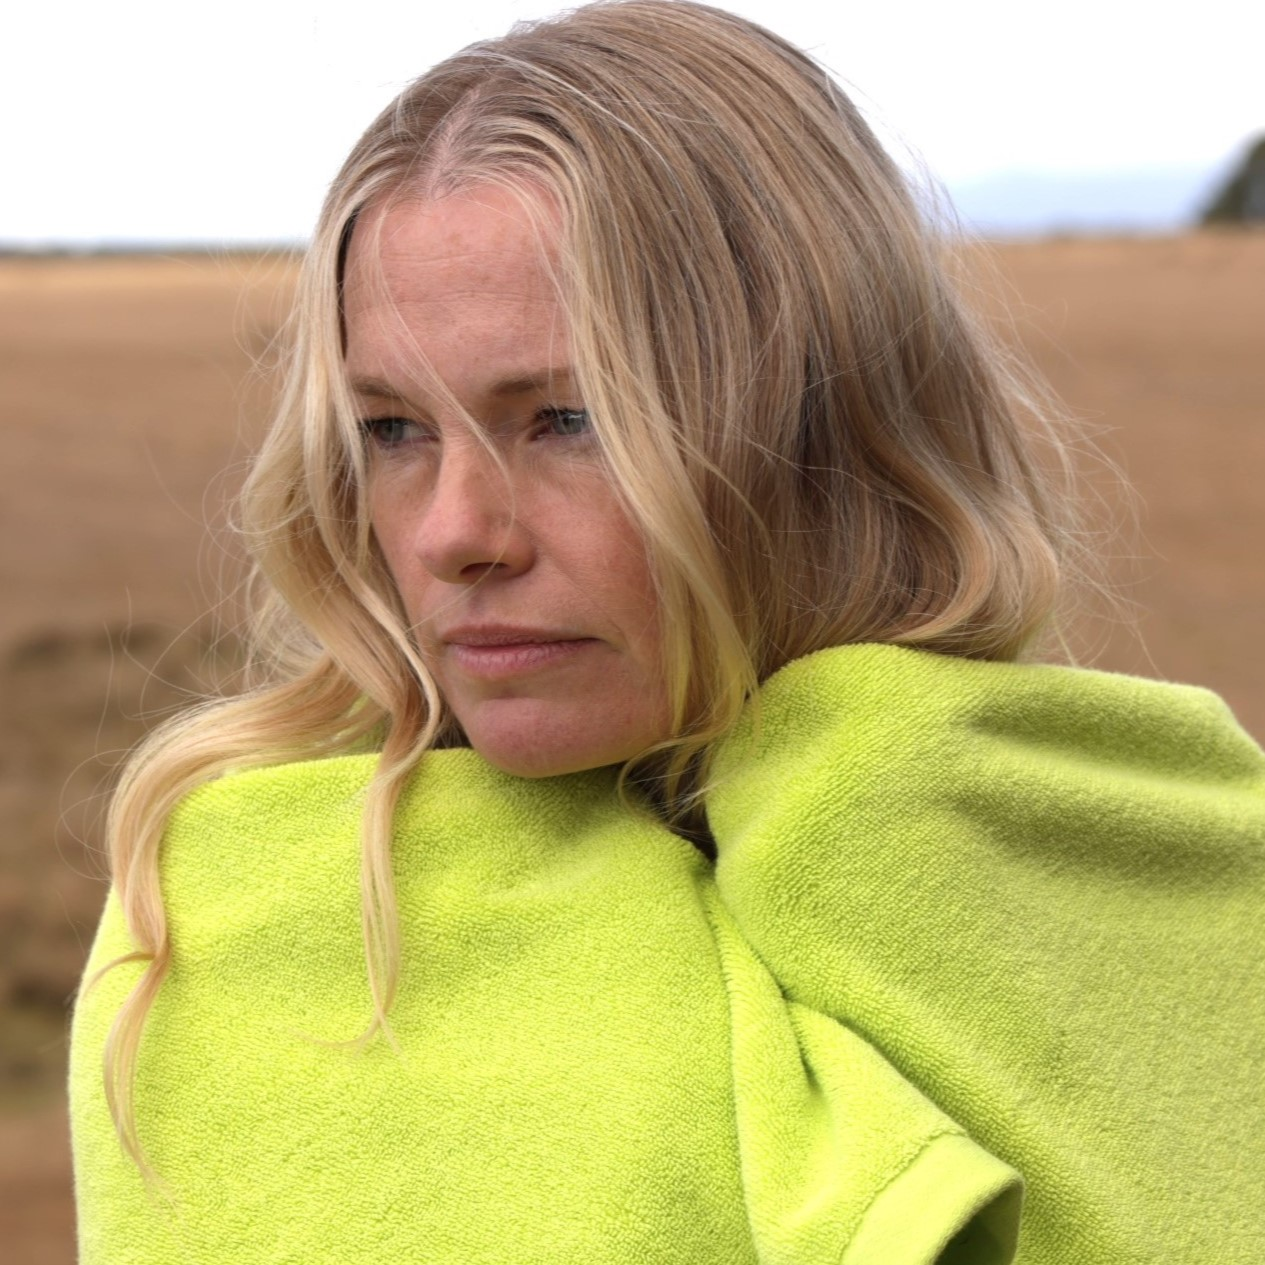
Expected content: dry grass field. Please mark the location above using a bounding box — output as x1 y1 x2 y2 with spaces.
1 231 1262 1260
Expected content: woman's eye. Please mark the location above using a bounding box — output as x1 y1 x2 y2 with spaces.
540 407 592 437
361 417 420 447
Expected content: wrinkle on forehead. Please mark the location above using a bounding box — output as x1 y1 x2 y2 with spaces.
340 182 573 422
342 181 564 318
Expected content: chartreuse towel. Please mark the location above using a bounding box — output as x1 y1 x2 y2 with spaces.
709 645 1265 1263
70 645 1265 1262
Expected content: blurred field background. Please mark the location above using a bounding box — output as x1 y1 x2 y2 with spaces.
2 230 1264 1260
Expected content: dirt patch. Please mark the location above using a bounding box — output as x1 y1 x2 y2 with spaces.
0 1105 75 1265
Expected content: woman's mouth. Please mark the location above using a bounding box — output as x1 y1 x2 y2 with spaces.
442 628 598 679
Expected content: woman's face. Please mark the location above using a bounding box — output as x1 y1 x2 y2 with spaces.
342 184 671 777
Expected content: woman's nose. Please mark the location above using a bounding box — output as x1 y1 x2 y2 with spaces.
414 443 534 585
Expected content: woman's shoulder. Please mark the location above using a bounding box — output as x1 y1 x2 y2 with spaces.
711 642 1265 848
169 751 379 827
707 643 1265 1261
167 747 628 840
156 743 688 925
739 642 1260 771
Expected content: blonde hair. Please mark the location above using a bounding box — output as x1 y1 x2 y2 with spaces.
102 0 1086 1167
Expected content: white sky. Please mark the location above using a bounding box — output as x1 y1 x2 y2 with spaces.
3 0 1261 243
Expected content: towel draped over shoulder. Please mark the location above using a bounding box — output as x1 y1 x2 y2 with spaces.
71 644 1265 1263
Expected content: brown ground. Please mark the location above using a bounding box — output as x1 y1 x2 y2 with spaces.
1 232 1262 1260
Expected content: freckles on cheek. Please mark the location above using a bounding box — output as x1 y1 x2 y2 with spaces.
365 483 410 596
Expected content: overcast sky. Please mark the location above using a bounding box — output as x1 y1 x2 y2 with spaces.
3 0 1261 244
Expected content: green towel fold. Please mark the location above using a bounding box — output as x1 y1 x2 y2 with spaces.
72 741 1016 1264
70 643 1264 1262
710 644 1265 1263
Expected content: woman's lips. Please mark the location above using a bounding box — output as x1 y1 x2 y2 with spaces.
445 637 598 680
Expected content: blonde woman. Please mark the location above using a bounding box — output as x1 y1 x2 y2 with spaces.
71 2 1265 1262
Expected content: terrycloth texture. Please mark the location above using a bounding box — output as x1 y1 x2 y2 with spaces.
71 746 1018 1264
72 642 1265 1263
709 644 1265 1263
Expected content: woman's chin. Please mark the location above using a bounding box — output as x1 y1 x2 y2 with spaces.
467 732 623 779
456 697 663 780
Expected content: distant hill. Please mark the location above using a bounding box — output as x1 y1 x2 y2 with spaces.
1201 136 1265 224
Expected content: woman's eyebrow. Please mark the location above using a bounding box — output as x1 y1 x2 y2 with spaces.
346 368 576 401
347 375 406 400
489 366 576 397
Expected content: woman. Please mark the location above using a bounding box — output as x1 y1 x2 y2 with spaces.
71 2 1265 1262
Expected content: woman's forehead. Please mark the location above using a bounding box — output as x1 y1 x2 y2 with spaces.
342 185 562 316
341 187 573 405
